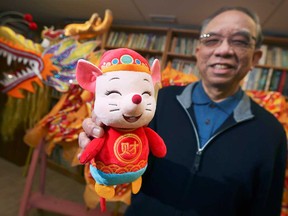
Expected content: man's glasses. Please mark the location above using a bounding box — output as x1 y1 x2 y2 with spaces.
199 32 257 50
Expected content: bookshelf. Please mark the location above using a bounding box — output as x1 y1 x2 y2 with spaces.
104 25 200 72
105 25 169 66
166 29 199 76
243 36 288 96
103 24 288 96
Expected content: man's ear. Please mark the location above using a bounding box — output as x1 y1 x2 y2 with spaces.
252 49 263 66
76 59 102 92
151 59 161 85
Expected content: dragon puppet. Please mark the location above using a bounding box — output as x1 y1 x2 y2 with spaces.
0 13 57 141
23 9 113 150
0 25 55 98
0 10 112 142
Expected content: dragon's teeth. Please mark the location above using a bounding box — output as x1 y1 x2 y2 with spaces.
16 72 22 78
21 69 27 76
26 67 33 74
2 50 7 57
7 54 12 66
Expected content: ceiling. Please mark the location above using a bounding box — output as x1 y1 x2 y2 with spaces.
1 0 288 37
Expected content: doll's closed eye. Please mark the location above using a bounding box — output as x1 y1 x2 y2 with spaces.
105 90 122 96
142 91 151 96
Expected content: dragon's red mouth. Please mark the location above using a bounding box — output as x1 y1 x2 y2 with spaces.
0 43 43 93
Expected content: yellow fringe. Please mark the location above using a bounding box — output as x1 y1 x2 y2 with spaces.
0 84 52 141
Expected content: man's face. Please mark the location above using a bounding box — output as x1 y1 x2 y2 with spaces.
195 10 262 91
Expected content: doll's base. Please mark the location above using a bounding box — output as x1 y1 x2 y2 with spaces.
131 176 142 194
95 183 115 199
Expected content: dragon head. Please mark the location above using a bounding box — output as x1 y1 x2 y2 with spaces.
0 26 57 98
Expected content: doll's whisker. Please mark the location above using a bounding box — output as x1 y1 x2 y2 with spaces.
110 109 120 112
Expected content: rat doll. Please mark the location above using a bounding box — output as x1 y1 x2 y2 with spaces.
76 48 167 210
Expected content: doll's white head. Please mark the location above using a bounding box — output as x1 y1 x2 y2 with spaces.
76 48 161 130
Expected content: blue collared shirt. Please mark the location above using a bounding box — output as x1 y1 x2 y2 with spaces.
192 81 244 148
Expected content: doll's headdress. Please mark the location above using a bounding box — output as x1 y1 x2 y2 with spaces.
99 48 151 74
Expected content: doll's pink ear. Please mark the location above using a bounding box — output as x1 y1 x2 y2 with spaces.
76 59 102 92
151 59 161 85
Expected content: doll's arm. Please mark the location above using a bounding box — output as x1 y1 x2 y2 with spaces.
144 127 167 158
79 137 105 164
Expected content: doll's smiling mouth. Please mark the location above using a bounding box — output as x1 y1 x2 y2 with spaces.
123 114 142 123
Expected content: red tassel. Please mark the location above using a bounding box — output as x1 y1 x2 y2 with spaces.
28 22 38 30
23 13 33 22
100 197 106 212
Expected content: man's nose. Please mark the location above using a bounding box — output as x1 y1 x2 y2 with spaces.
214 38 234 56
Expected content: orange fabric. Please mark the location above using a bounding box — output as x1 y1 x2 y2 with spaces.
24 86 94 155
246 90 288 137
161 62 199 87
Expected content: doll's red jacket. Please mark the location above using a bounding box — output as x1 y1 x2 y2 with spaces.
79 127 166 175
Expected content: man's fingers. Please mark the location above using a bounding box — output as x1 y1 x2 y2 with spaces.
79 115 104 159
78 132 90 159
92 112 104 127
78 132 91 149
82 117 104 138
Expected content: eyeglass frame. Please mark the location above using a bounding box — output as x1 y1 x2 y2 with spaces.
199 31 257 50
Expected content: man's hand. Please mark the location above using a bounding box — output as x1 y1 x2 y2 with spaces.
78 113 104 158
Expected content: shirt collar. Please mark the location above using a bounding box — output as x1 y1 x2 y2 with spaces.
218 90 243 114
192 81 210 105
192 81 244 114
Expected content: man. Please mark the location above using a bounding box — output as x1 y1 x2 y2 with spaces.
79 7 287 216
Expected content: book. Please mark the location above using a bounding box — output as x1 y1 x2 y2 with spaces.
269 69 282 91
252 68 262 90
258 44 268 65
281 72 288 96
282 49 288 68
257 68 269 90
265 48 273 66
107 31 115 46
245 68 258 90
277 70 287 92
273 47 283 67
186 39 194 55
264 68 274 91
241 73 250 90
180 37 186 54
170 37 177 52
